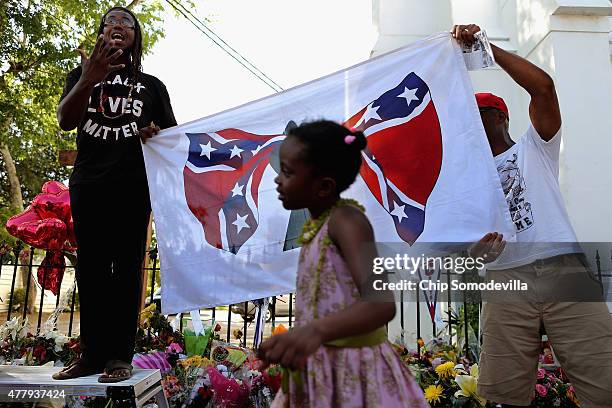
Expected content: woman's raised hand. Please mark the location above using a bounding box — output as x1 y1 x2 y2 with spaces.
77 35 125 84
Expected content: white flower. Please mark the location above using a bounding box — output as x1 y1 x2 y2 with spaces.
12 357 26 366
43 331 55 339
43 330 69 352
453 363 466 373
248 369 261 378
54 334 69 352
0 317 28 342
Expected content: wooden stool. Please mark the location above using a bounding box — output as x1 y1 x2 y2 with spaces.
0 366 168 407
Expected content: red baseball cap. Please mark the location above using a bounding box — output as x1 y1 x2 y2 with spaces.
475 92 509 119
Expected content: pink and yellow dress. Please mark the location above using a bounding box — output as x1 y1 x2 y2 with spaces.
272 218 430 408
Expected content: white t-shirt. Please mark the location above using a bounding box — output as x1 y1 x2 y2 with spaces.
487 124 581 270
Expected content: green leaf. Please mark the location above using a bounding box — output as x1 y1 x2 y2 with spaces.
0 0 188 212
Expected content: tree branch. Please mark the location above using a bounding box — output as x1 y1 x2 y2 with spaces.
0 116 24 212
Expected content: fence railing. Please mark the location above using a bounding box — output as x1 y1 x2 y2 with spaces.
1 242 610 354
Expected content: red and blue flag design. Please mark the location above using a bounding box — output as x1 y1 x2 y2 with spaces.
344 72 442 244
183 72 442 252
183 129 284 253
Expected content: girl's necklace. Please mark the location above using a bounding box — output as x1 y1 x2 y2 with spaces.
298 198 365 245
298 198 365 319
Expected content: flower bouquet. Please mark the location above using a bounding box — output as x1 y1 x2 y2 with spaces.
531 367 581 408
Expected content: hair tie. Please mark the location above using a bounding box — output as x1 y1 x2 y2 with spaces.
344 135 356 145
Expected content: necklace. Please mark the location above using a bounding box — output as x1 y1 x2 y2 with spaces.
298 198 365 245
97 79 134 119
298 198 364 319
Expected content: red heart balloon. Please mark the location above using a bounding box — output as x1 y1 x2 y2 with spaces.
41 180 68 195
38 250 66 295
6 181 75 251
6 207 40 236
16 219 66 251
6 181 76 295
32 187 71 224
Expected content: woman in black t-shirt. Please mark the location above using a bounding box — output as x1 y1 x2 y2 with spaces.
53 7 176 382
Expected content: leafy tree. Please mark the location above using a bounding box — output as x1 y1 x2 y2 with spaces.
0 0 200 311
0 0 172 244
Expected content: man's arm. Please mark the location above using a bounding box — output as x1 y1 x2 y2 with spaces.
453 24 561 141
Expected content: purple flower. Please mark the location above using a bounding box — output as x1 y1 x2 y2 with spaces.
166 342 183 353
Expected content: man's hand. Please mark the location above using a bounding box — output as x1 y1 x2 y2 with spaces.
452 23 561 140
77 35 125 85
257 325 323 371
469 232 506 263
139 122 160 144
451 24 481 46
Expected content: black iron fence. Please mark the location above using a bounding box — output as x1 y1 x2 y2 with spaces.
0 243 610 354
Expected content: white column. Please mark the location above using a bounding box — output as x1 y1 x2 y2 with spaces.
371 0 452 56
547 10 612 242
449 0 507 41
508 0 612 242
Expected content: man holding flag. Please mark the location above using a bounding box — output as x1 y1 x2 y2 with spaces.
454 24 612 408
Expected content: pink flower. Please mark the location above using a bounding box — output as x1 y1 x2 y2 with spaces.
535 384 547 397
537 368 546 379
166 342 183 353
207 366 251 408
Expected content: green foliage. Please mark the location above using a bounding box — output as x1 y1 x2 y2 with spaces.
0 0 172 232
8 287 25 312
0 206 18 245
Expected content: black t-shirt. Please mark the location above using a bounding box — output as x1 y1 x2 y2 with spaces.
60 66 177 186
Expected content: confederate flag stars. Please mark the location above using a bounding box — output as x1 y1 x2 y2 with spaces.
198 139 265 162
184 129 284 253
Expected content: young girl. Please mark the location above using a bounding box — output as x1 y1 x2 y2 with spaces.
259 121 429 407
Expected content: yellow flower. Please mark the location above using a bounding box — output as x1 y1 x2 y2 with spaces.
233 328 243 340
179 356 213 368
180 355 202 368
435 361 456 378
139 303 156 326
445 350 457 363
454 364 486 407
424 384 444 404
181 355 213 369
469 363 479 378
199 357 213 368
